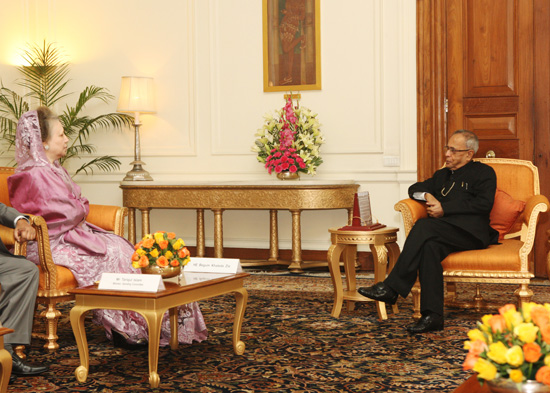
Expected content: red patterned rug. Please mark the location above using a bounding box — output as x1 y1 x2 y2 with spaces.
7 273 550 392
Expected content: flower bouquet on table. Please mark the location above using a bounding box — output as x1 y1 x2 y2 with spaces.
252 95 324 179
132 231 191 278
463 302 550 391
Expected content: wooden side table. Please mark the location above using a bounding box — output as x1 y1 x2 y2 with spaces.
327 227 400 320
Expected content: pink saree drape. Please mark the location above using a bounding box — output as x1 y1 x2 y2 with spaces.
7 111 207 345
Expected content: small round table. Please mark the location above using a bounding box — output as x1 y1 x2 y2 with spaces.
327 227 400 320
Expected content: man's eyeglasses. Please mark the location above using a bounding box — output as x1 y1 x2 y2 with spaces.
444 146 471 154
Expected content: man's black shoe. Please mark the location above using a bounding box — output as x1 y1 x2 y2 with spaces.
406 313 444 334
357 282 398 305
11 353 48 376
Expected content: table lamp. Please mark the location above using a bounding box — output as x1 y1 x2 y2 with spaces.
117 76 155 181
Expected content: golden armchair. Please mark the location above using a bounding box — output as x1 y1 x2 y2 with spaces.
0 167 127 350
394 158 549 318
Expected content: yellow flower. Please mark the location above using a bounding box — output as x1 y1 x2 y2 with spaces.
142 234 153 240
165 251 173 260
481 314 493 327
514 323 539 344
132 261 140 269
504 311 525 330
487 341 508 364
173 239 185 250
468 328 487 343
473 358 497 381
509 369 524 383
154 232 165 244
506 345 525 368
544 354 550 367
150 248 159 258
522 302 539 323
136 249 146 256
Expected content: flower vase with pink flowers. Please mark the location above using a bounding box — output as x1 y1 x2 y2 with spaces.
252 95 324 178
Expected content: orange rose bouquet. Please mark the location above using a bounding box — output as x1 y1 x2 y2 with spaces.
463 303 550 389
132 231 191 269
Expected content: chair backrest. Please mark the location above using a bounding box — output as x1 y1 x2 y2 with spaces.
475 158 539 234
0 167 16 247
0 167 15 207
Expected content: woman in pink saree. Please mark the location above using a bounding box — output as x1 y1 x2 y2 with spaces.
7 107 208 347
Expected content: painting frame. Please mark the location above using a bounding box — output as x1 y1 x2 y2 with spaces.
262 0 321 92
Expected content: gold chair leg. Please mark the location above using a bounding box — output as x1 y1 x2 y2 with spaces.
514 283 534 308
40 304 61 350
472 285 487 311
411 283 421 320
446 282 457 302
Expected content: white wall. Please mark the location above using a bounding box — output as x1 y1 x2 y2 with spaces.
0 0 417 252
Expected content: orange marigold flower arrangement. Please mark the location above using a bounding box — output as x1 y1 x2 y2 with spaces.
132 231 191 269
463 302 550 389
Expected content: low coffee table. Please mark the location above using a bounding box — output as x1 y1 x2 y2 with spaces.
69 272 249 388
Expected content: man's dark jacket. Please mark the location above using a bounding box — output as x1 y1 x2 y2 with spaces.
408 160 499 247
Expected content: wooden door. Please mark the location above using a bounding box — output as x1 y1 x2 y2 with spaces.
417 0 550 277
446 0 533 160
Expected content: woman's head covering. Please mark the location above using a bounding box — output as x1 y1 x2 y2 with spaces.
15 110 54 172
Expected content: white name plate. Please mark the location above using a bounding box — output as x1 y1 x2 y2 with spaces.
184 257 242 274
98 273 165 293
180 272 232 285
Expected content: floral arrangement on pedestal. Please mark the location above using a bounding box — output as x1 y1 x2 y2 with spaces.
252 95 324 177
132 231 191 273
463 302 550 390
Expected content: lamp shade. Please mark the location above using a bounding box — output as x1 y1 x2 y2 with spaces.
117 76 155 114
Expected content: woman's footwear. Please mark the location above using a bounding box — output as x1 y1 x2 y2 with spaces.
111 329 147 350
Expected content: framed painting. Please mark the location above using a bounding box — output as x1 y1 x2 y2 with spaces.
263 0 321 92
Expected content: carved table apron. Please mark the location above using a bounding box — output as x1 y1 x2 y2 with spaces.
120 181 358 272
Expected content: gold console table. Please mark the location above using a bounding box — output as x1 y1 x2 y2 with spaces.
120 181 358 272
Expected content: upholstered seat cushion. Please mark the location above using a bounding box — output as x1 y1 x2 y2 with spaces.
441 239 523 272
38 265 78 291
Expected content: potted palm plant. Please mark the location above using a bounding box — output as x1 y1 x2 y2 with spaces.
0 41 133 175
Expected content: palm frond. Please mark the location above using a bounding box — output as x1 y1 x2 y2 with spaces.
73 156 122 176
0 85 29 146
16 41 71 107
0 41 128 175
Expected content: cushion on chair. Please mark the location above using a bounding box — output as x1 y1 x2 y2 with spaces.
37 265 78 291
490 189 526 240
441 239 523 272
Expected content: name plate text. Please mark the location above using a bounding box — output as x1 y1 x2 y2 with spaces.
98 273 165 293
184 257 242 274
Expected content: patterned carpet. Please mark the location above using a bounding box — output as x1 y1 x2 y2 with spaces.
8 273 550 392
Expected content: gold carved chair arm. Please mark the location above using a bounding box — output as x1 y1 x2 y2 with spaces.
23 215 57 290
394 198 428 236
0 324 14 393
87 204 128 237
515 195 550 258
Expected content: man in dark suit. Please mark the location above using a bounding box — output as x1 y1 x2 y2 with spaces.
358 129 498 333
0 203 48 377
